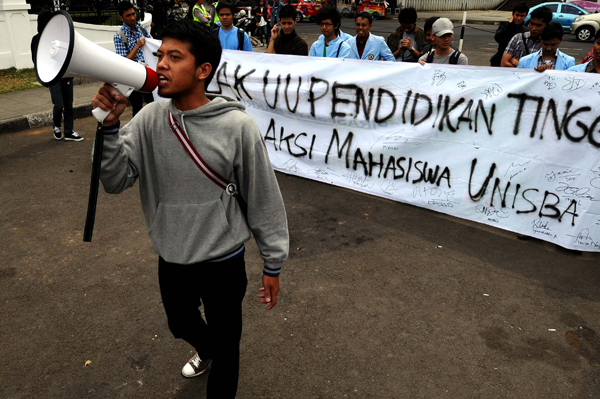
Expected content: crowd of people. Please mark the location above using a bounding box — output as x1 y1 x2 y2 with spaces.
173 0 599 73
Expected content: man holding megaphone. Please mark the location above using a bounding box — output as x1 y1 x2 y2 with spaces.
92 20 289 398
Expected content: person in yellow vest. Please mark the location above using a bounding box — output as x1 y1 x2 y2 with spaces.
193 0 210 25
210 0 220 26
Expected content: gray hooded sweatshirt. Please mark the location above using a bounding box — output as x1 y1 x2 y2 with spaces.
100 95 289 276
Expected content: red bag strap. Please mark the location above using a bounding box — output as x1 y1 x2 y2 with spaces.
167 110 240 197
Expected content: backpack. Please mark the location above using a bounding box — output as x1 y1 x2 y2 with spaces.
213 27 245 51
426 49 461 65
118 25 150 49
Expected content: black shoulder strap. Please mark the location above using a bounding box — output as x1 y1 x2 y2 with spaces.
213 26 220 36
522 32 529 54
450 50 461 65
426 50 434 63
335 42 343 58
238 28 245 50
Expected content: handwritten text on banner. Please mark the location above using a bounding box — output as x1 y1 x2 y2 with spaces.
206 51 600 252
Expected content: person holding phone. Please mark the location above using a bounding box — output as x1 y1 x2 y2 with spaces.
266 5 308 55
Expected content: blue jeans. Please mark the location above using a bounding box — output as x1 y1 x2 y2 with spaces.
258 25 269 44
49 78 74 134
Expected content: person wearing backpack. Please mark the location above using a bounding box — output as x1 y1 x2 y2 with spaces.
215 1 253 51
418 18 468 66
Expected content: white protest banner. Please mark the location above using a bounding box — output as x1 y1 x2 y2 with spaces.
202 50 600 252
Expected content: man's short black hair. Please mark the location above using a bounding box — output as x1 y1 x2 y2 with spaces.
118 1 135 16
513 2 529 14
596 29 600 41
530 6 553 24
216 0 234 15
424 16 440 33
160 20 222 88
398 7 417 25
541 22 563 41
315 5 341 28
355 11 373 24
279 5 297 20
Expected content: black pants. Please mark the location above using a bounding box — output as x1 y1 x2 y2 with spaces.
129 91 154 117
49 78 74 134
158 255 247 398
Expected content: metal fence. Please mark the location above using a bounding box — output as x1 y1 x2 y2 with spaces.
399 0 505 11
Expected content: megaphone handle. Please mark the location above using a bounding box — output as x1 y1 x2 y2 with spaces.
91 83 135 123
83 122 104 242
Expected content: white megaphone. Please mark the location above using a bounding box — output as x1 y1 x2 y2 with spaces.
34 11 158 123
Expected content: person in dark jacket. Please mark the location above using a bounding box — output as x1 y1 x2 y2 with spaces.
31 10 84 141
150 1 168 38
266 5 308 55
254 0 270 46
386 7 426 62
419 16 440 58
490 2 529 66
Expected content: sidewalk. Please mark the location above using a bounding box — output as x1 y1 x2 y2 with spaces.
0 10 509 135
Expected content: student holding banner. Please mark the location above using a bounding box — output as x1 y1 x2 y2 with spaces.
518 23 575 72
568 30 600 73
346 12 395 61
92 20 289 398
418 18 468 65
309 5 351 58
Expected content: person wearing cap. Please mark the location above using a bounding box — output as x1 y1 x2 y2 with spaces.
346 12 395 61
418 18 468 65
567 30 600 73
518 23 574 72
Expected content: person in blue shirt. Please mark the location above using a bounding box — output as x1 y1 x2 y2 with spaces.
518 23 574 71
346 12 395 61
215 1 253 51
309 5 351 58
568 30 600 73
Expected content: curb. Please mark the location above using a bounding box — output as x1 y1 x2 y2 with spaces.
0 103 93 135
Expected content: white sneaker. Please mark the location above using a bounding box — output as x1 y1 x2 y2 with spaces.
53 126 62 140
181 352 211 378
64 131 84 142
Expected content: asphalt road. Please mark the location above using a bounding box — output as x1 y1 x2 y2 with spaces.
1 106 600 398
294 20 593 66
